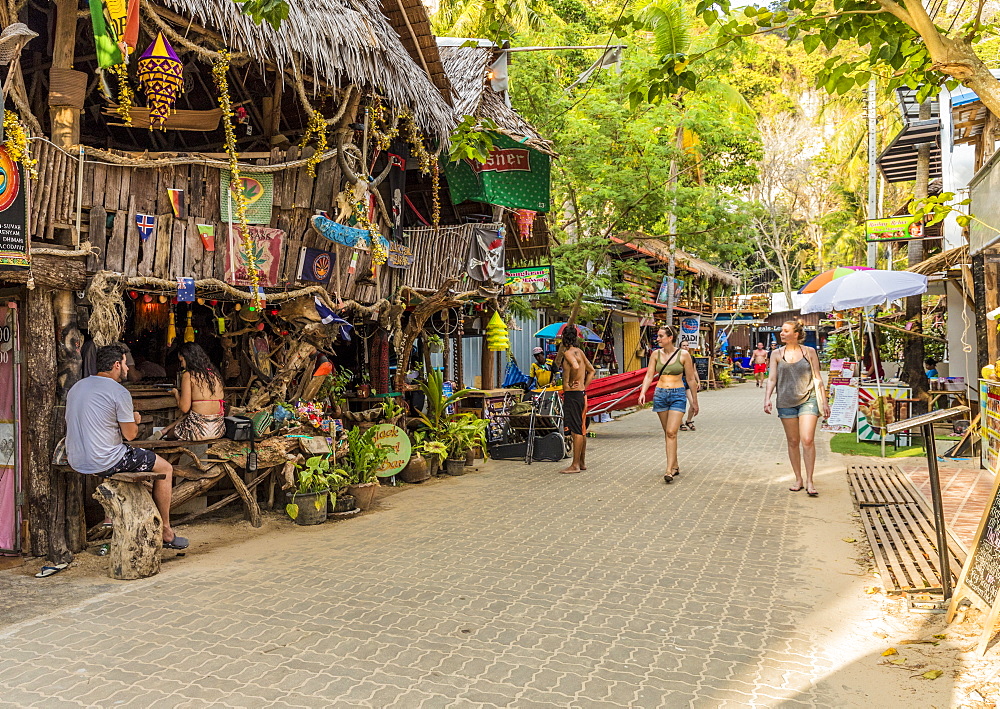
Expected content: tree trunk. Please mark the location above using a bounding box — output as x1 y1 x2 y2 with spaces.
245 339 316 411
93 480 162 580
54 290 84 554
24 288 56 558
903 100 931 412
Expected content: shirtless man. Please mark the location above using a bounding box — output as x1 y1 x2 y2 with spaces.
558 324 595 474
751 342 769 388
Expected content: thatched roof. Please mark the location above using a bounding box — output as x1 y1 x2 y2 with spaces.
381 0 452 104
611 235 740 288
907 244 969 275
158 0 455 139
437 43 555 155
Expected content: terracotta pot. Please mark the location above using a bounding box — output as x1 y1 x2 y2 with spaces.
357 384 371 398
289 490 329 526
347 482 377 510
465 449 475 466
428 457 441 477
399 454 430 483
445 458 466 476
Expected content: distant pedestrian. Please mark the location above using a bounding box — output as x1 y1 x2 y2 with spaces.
558 325 595 474
529 346 553 388
638 326 700 483
763 321 829 497
751 342 769 387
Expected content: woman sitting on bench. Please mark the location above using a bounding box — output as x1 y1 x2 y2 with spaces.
165 343 226 441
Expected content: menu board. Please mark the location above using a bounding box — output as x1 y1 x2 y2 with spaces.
822 377 859 433
964 483 1000 607
693 356 710 382
982 381 1000 475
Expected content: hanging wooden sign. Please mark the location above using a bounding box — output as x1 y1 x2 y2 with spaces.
386 242 413 269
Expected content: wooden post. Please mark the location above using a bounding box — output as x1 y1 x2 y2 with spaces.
24 287 57 558
49 0 80 149
481 310 495 390
54 290 84 553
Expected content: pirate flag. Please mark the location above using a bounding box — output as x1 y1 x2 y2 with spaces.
466 225 505 284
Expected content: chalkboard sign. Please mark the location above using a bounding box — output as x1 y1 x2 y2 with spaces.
948 472 1000 654
693 356 710 382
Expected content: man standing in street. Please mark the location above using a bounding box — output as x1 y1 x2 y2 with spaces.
751 342 769 388
529 346 553 389
558 325 595 474
65 342 188 549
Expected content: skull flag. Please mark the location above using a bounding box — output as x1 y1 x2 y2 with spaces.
466 225 505 284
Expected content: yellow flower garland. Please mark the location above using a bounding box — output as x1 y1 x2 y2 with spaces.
401 113 439 226
353 201 387 272
3 111 37 178
300 108 328 178
107 63 134 126
212 51 262 309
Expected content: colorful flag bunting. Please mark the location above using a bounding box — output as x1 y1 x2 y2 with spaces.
167 188 185 218
135 213 155 242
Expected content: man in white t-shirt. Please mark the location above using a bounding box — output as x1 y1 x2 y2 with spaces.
65 342 188 550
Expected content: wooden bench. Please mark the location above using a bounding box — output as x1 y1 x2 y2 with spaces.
91 472 167 580
848 464 967 595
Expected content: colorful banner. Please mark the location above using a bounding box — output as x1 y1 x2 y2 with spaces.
466 225 505 284
310 214 389 250
504 265 553 295
679 315 700 350
0 149 27 270
0 306 18 552
865 215 923 242
225 226 284 287
220 170 274 225
655 276 684 305
442 133 551 212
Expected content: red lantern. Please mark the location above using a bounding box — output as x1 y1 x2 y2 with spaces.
143 294 153 303
256 322 265 331
128 291 138 299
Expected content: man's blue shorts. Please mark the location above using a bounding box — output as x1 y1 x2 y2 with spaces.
652 387 687 413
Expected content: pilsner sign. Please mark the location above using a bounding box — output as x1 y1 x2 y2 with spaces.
865 215 924 242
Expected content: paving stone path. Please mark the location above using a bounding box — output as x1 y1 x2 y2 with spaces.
0 383 954 707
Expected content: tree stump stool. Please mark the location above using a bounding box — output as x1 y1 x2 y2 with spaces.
92 472 166 580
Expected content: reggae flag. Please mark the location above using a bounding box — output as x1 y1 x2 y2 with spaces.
88 0 139 68
442 133 551 213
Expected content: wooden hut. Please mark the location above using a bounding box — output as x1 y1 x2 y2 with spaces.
0 0 511 563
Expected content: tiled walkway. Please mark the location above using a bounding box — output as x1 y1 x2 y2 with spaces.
0 384 955 707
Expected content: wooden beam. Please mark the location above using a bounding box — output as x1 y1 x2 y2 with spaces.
49 0 80 148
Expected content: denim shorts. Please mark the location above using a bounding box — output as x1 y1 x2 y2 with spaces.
653 387 687 413
777 395 820 419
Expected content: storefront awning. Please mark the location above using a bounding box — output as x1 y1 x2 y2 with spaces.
878 119 942 183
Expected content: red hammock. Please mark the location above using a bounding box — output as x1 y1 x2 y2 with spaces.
585 368 655 415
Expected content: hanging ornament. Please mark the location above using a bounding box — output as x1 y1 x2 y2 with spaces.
184 311 195 342
166 309 177 346
514 209 535 241
486 311 510 352
136 32 183 130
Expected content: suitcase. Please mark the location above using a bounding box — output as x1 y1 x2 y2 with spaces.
532 432 567 461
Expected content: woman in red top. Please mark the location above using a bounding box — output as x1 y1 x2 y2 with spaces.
167 343 226 440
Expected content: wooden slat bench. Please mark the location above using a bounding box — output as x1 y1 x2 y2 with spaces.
848 464 967 595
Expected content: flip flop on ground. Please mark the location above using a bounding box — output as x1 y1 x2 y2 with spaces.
163 536 189 550
34 562 69 578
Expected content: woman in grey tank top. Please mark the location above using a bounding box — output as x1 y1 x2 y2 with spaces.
763 320 829 497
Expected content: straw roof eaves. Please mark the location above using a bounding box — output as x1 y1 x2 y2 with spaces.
157 0 456 139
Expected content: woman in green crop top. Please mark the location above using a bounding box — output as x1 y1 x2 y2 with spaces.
638 326 700 484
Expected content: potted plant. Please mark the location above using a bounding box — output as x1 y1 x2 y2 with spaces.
286 455 335 525
324 467 354 513
426 333 444 353
402 432 447 481
438 414 487 475
381 397 406 427
343 426 390 510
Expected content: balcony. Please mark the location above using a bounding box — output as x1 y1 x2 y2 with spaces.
713 294 770 314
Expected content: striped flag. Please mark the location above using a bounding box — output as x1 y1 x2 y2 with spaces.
135 213 155 242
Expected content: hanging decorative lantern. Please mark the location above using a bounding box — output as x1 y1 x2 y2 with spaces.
486 311 509 352
514 209 535 241
136 32 183 129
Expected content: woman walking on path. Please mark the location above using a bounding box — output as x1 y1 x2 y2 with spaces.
763 320 829 497
638 326 700 483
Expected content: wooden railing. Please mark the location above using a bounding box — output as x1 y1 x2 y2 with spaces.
713 294 770 314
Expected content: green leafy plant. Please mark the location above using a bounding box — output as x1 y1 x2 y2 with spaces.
381 397 406 422
413 430 448 464
425 333 444 352
417 369 474 434
448 115 499 163
234 0 289 30
437 413 488 460
286 455 339 520
343 426 391 485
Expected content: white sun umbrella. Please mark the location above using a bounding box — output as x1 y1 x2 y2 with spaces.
801 270 928 314
802 269 928 454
